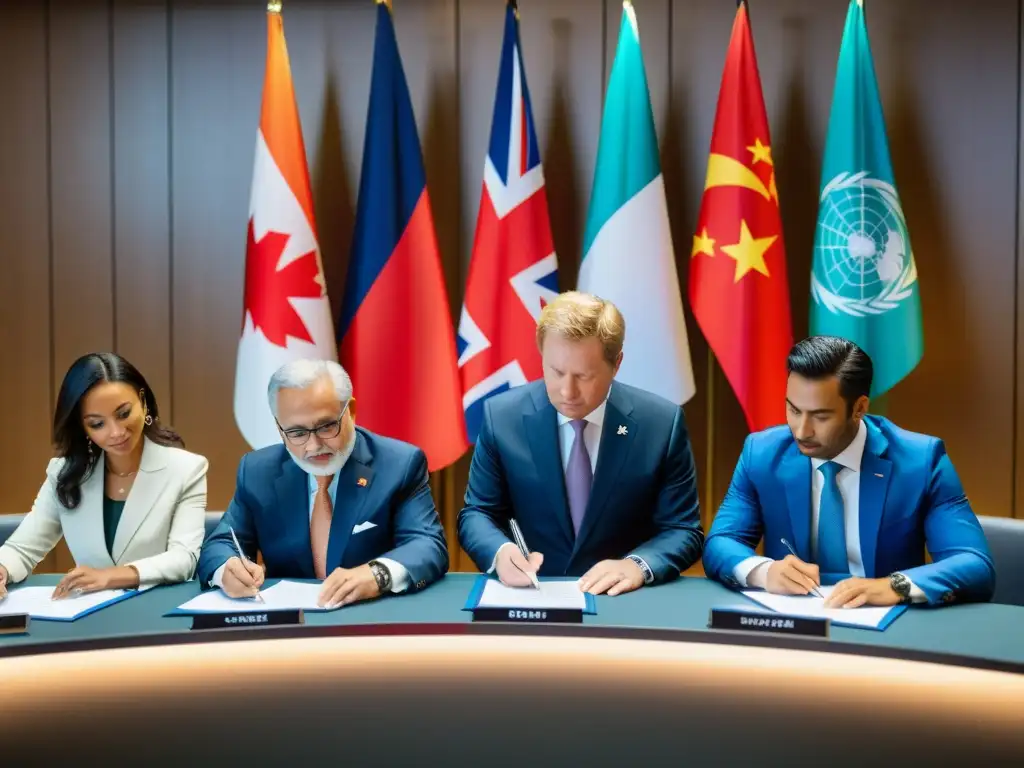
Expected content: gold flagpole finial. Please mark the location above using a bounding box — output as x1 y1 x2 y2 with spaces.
376 0 393 9
267 0 282 13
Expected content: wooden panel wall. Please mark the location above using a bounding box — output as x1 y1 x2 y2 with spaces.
0 0 1020 576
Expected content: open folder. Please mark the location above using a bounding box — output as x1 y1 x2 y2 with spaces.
167 580 337 615
740 586 908 631
463 575 597 614
0 585 152 622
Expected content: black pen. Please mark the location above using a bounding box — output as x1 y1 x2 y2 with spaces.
780 538 825 598
508 519 541 589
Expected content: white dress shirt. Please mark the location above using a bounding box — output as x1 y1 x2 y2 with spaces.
211 436 409 592
555 399 606 475
735 420 924 602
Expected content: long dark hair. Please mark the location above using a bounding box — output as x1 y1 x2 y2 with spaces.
53 353 183 509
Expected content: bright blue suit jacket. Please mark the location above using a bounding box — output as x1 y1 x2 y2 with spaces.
197 427 448 591
703 416 995 605
457 380 704 581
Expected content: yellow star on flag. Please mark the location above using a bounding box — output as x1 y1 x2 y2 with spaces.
692 228 716 258
746 138 773 166
720 220 777 282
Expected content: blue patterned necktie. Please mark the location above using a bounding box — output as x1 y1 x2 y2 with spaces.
565 420 593 535
816 461 848 574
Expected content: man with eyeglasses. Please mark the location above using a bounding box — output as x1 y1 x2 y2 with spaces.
198 359 449 607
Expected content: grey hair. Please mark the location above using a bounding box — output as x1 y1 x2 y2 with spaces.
267 359 353 419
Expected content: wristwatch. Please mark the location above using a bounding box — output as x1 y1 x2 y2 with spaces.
889 572 912 604
368 560 392 593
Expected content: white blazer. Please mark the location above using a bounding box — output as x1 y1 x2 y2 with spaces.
0 437 209 585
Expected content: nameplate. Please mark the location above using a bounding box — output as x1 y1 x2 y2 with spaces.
709 608 829 638
472 607 583 624
0 613 30 635
191 609 304 631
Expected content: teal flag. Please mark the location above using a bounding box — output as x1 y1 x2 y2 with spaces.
809 0 922 397
577 2 694 404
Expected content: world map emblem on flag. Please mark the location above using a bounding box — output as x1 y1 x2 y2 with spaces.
811 171 919 318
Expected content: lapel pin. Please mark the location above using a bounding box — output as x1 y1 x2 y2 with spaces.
617 425 628 436
357 477 368 487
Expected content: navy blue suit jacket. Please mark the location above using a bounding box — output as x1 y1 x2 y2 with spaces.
703 416 995 605
457 380 703 581
197 427 448 590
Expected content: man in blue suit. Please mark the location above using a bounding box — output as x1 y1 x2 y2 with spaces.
704 336 994 607
458 291 703 596
198 359 448 607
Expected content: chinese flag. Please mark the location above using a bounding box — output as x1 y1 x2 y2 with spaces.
689 1 793 433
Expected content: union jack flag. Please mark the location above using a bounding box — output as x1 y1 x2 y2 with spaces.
458 1 558 443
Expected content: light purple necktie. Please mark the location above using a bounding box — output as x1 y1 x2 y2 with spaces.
566 419 593 535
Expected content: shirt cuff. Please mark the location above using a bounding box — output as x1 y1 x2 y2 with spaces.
376 557 410 593
488 542 516 574
210 563 227 589
734 556 773 588
903 574 927 604
626 554 654 585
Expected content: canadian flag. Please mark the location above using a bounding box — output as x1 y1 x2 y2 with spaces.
234 7 336 449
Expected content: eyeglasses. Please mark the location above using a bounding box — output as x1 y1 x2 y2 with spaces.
276 401 350 446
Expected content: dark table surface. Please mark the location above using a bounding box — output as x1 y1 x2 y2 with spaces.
2 573 1022 670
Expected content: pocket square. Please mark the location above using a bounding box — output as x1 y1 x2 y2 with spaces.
352 521 377 534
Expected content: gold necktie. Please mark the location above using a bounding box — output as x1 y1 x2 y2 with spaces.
310 474 334 579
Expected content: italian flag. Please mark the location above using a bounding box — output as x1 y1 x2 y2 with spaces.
578 1 694 405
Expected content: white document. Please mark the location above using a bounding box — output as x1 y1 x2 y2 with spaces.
174 580 334 614
741 586 898 629
0 586 149 621
476 579 588 611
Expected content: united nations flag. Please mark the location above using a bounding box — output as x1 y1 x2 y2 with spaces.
809 0 923 398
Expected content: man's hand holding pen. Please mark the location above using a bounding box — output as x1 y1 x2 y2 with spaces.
495 545 543 589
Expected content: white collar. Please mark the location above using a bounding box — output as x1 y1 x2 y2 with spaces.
811 419 867 473
556 389 610 429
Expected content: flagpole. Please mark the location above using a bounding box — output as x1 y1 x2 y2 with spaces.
444 464 457 567
704 347 716 532
267 0 281 13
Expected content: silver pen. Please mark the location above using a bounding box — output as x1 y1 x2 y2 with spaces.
508 519 541 589
230 526 265 603
780 538 825 598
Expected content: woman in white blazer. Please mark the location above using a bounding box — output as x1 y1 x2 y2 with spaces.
0 352 209 600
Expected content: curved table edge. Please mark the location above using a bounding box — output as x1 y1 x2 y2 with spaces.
1 620 1021 676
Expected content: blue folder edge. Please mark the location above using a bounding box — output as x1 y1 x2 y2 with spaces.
461 573 597 615
23 585 150 623
731 593 908 632
163 604 334 616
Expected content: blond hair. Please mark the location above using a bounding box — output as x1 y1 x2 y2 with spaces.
536 291 625 366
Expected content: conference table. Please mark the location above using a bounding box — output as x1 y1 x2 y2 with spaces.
2 573 1023 765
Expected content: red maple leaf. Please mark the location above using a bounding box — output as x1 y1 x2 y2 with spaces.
243 219 323 347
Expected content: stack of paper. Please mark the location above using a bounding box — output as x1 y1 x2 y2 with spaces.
475 579 589 611
741 586 904 630
0 586 148 621
172 580 333 614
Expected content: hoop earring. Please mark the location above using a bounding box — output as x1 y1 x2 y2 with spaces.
144 414 153 426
